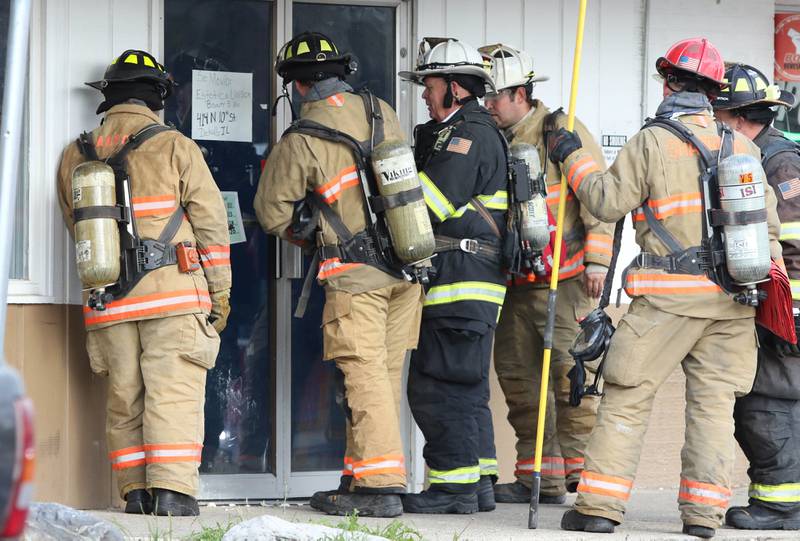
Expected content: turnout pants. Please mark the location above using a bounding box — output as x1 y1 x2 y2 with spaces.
574 299 757 529
408 318 497 494
494 278 599 494
323 281 423 491
85 313 220 499
733 331 800 510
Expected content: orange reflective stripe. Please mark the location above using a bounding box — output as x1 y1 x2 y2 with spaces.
83 290 212 326
585 234 613 257
199 245 231 267
515 456 566 476
109 445 146 470
316 165 359 204
326 93 345 107
317 257 362 280
566 156 600 191
565 457 585 475
679 478 731 508
352 454 405 479
577 471 633 501
132 194 178 217
546 184 574 206
559 249 585 280
144 443 202 464
624 273 721 296
342 457 354 476
632 192 702 223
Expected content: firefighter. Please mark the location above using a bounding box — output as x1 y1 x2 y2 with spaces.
479 43 610 504
547 38 782 538
398 38 507 514
56 50 231 516
255 32 423 518
711 63 800 530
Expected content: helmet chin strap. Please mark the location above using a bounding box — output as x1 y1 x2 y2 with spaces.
443 77 455 109
272 82 300 121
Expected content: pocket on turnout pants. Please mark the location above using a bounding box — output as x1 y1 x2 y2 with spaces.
602 310 660 387
322 290 358 360
416 323 490 384
179 313 221 370
85 330 110 376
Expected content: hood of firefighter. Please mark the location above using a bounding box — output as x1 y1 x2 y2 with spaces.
655 91 712 119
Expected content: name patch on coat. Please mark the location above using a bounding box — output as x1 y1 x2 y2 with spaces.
779 177 800 200
446 137 472 155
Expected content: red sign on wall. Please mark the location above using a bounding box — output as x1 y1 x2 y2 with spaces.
775 13 800 82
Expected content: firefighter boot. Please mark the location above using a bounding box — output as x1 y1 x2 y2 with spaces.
682 524 715 539
152 488 200 516
493 481 566 504
310 475 352 511
124 489 152 515
315 492 403 518
478 476 495 512
402 489 479 514
725 502 800 530
561 509 616 533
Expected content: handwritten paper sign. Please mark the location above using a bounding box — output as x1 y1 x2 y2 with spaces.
192 70 253 142
221 191 246 244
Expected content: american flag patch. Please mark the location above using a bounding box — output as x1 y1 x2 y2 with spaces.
779 177 800 200
447 137 472 155
677 55 700 71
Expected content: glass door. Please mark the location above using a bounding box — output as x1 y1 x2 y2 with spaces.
284 0 407 497
164 0 279 500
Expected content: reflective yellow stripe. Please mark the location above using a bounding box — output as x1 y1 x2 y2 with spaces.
479 458 498 476
424 281 506 307
750 482 800 503
124 53 138 64
451 190 509 218
429 465 480 484
781 221 800 241
419 171 456 221
791 279 800 301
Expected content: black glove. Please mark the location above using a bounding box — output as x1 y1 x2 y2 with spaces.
776 315 800 356
548 127 582 164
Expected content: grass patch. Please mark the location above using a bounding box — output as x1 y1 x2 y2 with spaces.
184 520 239 541
321 512 423 541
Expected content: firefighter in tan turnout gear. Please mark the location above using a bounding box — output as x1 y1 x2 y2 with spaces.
549 38 782 538
480 43 610 504
57 50 231 516
255 32 423 518
712 63 800 531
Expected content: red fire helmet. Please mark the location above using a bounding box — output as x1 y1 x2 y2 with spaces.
656 37 727 87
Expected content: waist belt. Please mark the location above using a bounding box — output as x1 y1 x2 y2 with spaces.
628 246 707 276
434 235 500 261
138 239 193 270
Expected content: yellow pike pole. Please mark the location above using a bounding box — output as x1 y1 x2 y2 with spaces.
528 0 588 529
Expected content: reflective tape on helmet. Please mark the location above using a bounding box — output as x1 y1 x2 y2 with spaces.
424 281 506 307
429 465 480 485
749 482 800 503
780 221 800 241
479 458 498 476
679 478 731 508
577 471 633 501
420 171 456 221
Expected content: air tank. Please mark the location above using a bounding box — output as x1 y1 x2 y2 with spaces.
371 140 436 263
72 161 121 289
717 154 771 284
510 142 549 250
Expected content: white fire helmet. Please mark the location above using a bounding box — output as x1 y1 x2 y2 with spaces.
479 43 549 95
398 37 495 92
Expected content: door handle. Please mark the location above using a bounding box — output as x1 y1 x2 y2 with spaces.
282 241 303 280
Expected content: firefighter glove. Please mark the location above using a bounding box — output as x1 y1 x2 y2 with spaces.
548 127 582 164
209 289 231 334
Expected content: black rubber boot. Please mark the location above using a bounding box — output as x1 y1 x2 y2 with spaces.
402 490 478 514
566 480 579 493
477 476 495 512
310 476 352 511
560 509 616 533
124 489 152 515
315 493 402 517
725 502 800 530
152 488 199 517
682 523 715 538
493 481 566 504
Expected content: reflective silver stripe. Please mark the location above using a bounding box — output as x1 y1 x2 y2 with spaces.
750 482 800 503
424 281 506 307
420 172 456 221
111 451 145 466
780 221 800 241
429 466 480 484
479 458 498 475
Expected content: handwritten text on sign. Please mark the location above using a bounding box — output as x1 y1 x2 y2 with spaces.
192 70 253 142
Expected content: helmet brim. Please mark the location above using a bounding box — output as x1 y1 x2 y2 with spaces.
655 57 728 87
714 88 796 111
399 65 496 92
85 80 105 90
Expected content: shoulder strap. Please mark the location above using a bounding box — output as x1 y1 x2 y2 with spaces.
599 217 625 309
643 117 716 168
761 136 800 168
542 107 565 167
107 124 174 168
358 90 385 151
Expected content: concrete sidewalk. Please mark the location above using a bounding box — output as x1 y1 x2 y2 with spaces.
88 488 797 540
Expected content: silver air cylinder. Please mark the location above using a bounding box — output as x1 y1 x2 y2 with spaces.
717 154 771 284
510 142 549 250
72 161 121 289
371 140 436 263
